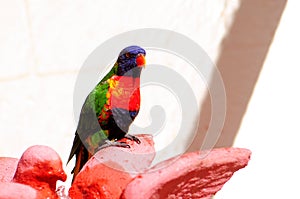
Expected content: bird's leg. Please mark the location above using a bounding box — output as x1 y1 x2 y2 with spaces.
96 140 130 151
124 134 141 144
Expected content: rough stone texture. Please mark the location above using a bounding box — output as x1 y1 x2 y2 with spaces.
69 162 132 199
91 134 155 175
12 145 67 199
69 134 155 199
121 148 251 199
0 182 42 199
0 157 18 182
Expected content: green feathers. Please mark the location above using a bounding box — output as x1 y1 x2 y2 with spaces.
88 82 109 117
86 63 117 117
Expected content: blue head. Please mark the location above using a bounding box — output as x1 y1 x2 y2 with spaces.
116 45 146 77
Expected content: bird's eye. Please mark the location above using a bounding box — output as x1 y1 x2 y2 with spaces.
125 53 131 58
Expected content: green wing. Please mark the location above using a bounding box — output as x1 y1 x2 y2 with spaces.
77 63 117 141
67 63 117 163
89 63 117 116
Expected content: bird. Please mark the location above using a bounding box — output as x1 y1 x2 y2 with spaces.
67 45 146 181
13 145 67 198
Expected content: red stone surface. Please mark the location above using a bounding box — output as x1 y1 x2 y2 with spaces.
0 182 42 199
69 162 132 199
69 134 155 199
12 145 67 199
121 148 251 199
0 157 18 182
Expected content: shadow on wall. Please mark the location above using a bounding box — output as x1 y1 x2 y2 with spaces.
188 0 287 151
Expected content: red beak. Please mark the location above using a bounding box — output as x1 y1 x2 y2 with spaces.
136 54 146 67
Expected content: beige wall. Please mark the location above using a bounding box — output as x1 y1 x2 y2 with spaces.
1 0 299 198
217 1 300 198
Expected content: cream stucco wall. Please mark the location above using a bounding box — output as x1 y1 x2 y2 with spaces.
217 1 300 198
1 0 299 198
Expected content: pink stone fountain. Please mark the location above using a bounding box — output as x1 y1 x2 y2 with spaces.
0 135 251 199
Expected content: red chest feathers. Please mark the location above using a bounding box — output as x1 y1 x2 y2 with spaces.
107 75 141 111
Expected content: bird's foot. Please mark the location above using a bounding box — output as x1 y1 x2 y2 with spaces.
96 135 140 152
124 134 141 144
97 140 130 151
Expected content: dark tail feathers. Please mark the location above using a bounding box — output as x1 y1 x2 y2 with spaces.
67 132 90 183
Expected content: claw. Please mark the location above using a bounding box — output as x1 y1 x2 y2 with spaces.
97 140 130 151
119 142 131 148
124 134 141 144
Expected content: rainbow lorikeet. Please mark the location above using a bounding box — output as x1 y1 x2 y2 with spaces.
67 46 146 181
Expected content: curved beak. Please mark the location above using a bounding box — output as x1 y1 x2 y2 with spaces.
136 54 146 68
